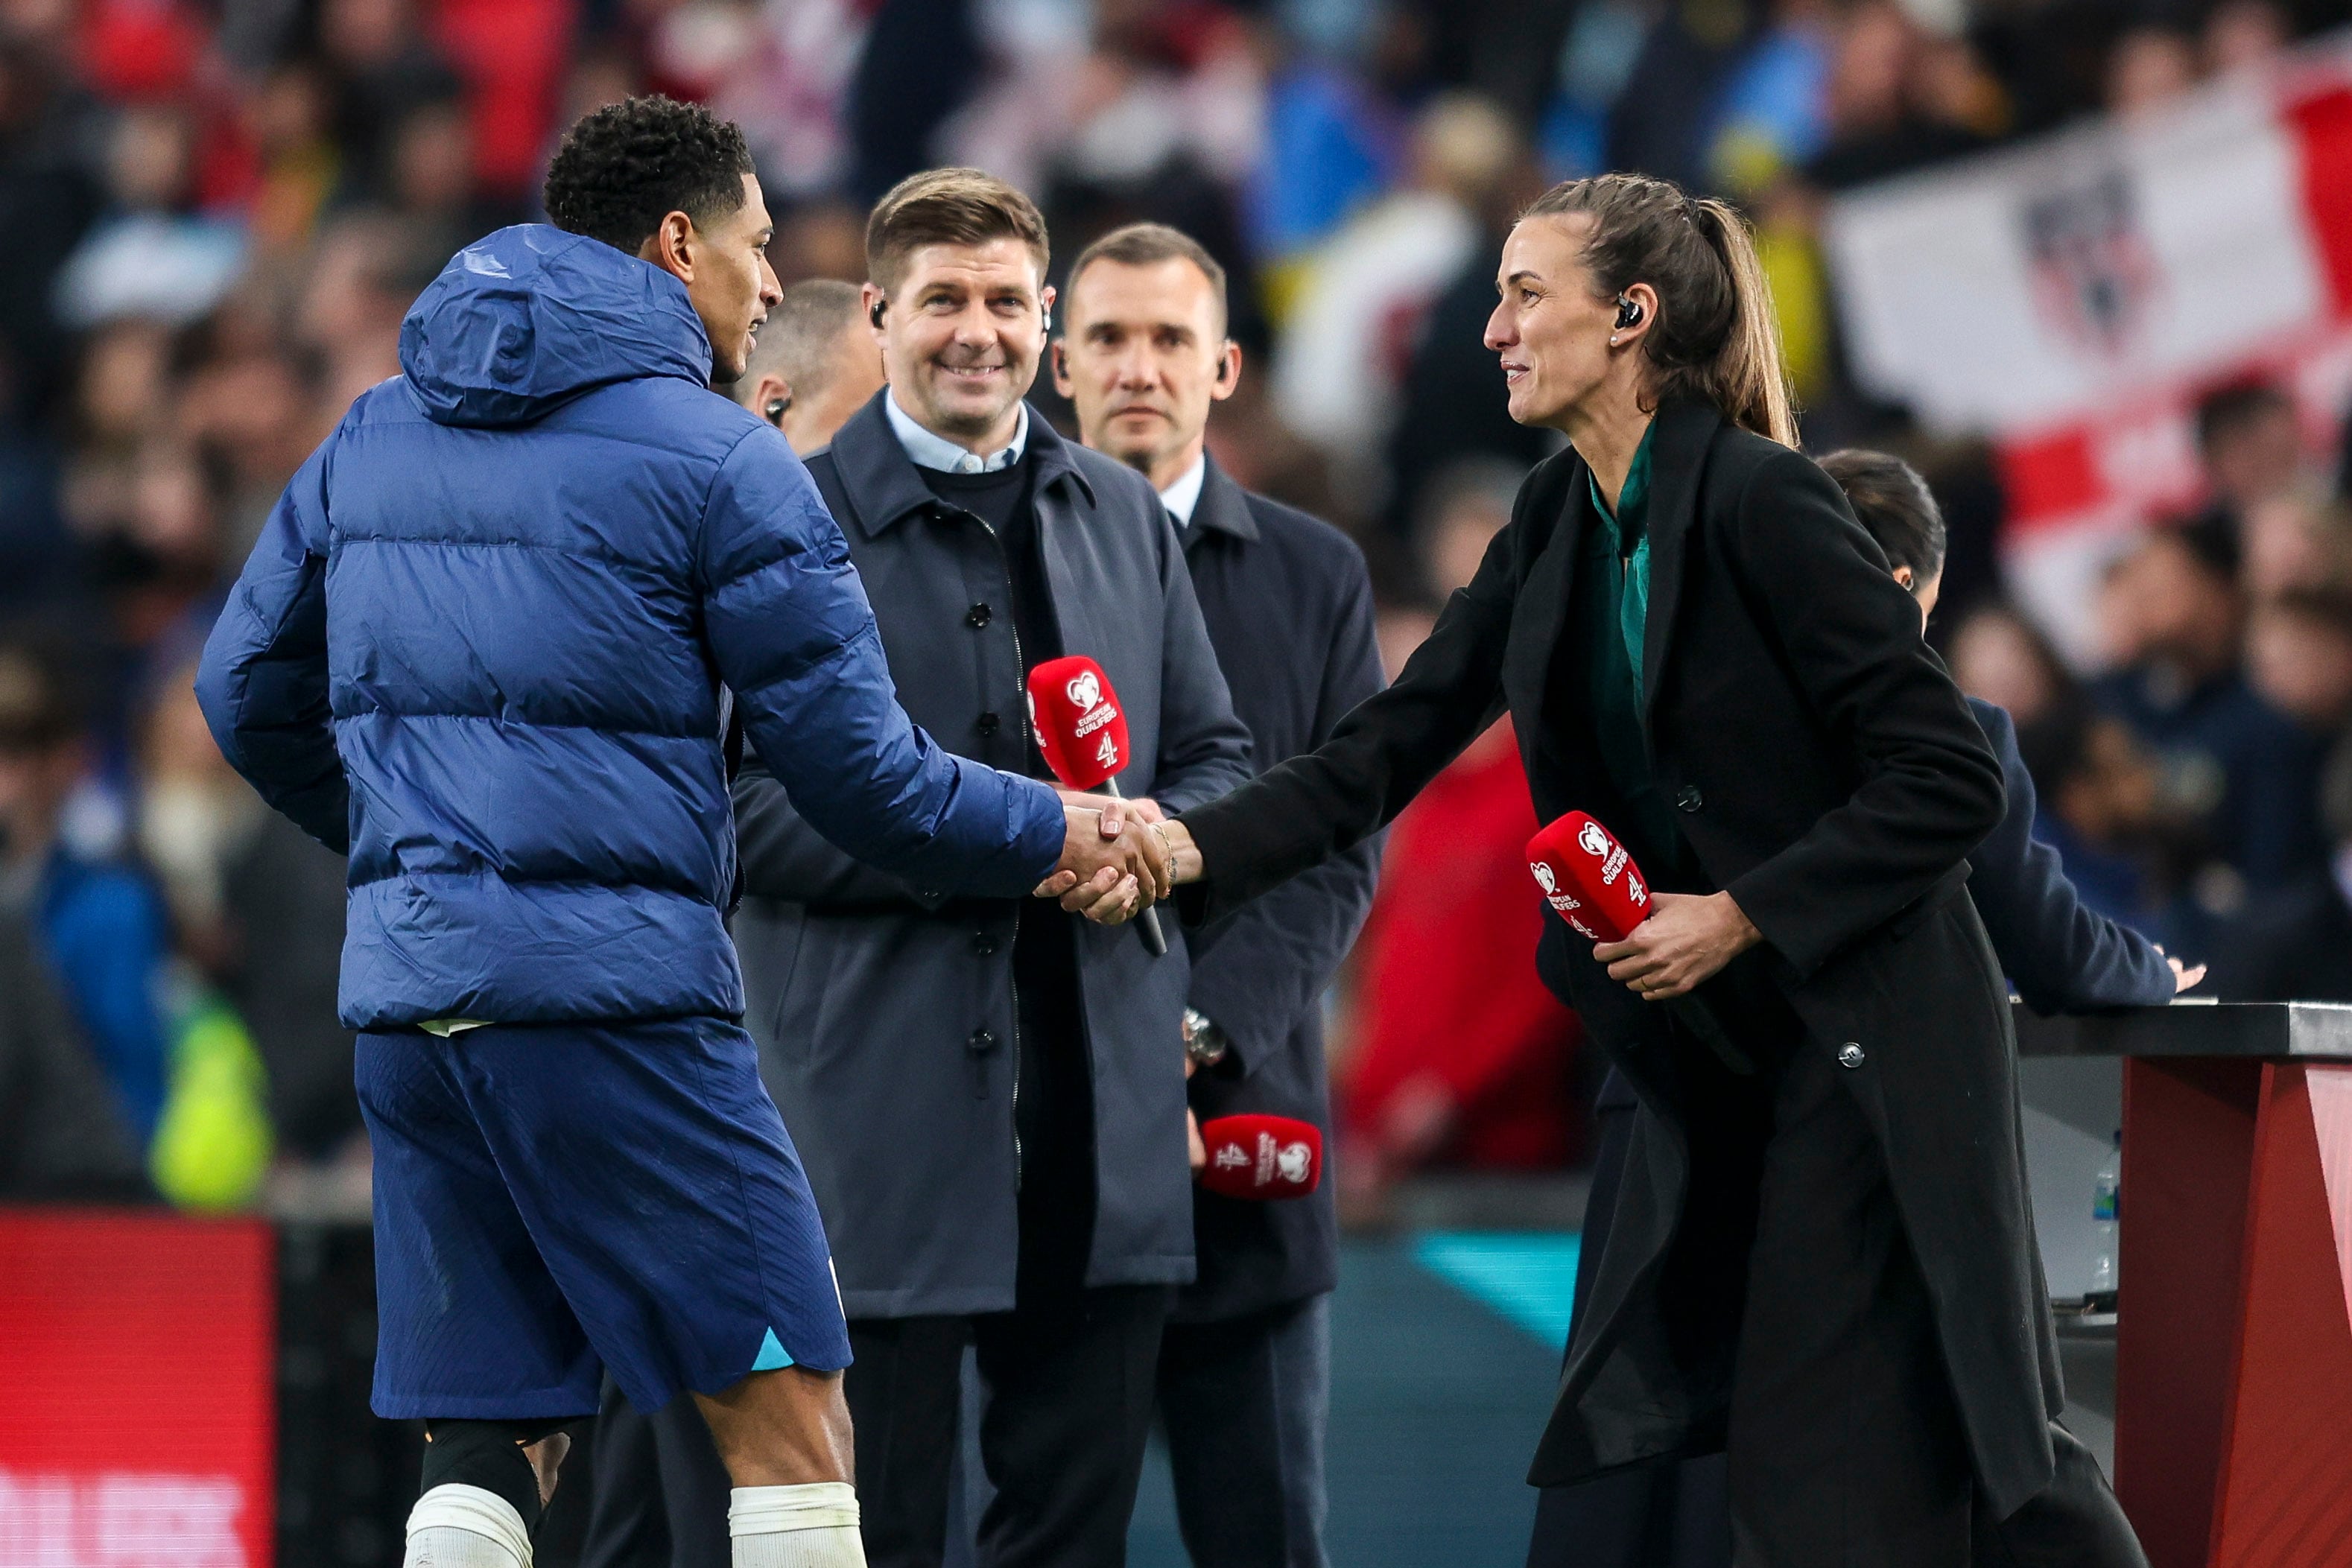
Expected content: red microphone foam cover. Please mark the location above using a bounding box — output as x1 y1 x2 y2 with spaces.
1526 811 1652 942
1196 1114 1324 1201
1025 656 1131 791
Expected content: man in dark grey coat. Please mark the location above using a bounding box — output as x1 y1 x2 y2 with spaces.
1053 223 1383 1568
732 173 1252 1568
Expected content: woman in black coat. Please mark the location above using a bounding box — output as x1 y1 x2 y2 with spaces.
1146 176 2145 1565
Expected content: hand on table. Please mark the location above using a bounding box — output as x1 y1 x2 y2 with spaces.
1593 890 1760 1001
2156 945 2206 994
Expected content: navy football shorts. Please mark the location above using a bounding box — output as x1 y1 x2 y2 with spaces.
356 1016 850 1421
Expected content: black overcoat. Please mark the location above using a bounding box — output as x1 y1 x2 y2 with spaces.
1175 458 1385 1321
1177 399 2067 1517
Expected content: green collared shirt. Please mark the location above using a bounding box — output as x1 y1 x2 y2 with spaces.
1577 423 1684 874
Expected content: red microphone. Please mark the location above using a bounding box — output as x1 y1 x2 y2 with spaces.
1196 1114 1324 1200
1024 656 1166 955
1525 810 1651 942
1524 811 1752 1074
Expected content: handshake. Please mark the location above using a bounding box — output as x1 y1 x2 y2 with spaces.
1033 794 1202 924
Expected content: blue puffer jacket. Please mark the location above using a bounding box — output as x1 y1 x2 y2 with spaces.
196 224 1065 1030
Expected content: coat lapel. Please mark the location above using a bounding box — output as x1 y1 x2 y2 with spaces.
1505 459 1587 735
1638 401 1723 726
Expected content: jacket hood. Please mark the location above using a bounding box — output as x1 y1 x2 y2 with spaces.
399 225 711 428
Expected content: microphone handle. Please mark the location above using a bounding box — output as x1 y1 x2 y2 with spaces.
1103 779 1168 956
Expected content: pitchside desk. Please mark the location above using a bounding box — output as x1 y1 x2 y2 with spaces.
2014 1000 2352 1568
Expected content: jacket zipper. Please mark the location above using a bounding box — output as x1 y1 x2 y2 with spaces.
970 510 1027 1192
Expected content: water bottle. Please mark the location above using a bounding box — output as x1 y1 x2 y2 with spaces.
2087 1131 2121 1311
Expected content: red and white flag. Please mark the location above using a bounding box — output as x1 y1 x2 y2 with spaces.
1822 34 2352 658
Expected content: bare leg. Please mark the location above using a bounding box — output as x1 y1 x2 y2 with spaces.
523 1432 571 1506
693 1365 856 1488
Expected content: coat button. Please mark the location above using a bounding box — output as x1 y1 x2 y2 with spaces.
971 931 998 956
966 602 992 628
1676 784 1704 813
1837 1041 1866 1069
977 711 1001 737
967 1028 996 1054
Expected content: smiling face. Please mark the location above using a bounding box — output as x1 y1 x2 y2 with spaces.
661 171 781 383
869 238 1051 452
1484 213 1629 431
1054 254 1238 489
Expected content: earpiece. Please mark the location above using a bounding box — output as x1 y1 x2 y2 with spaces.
764 397 790 428
869 296 886 328
1041 303 1052 337
1614 295 1643 331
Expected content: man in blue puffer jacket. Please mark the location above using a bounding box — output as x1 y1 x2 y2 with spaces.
195 98 1165 1568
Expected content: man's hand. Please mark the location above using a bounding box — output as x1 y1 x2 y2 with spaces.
1033 804 1171 922
2156 945 2207 994
1187 1109 1206 1174
1593 891 1761 1001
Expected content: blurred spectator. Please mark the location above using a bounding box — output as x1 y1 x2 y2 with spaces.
318 0 464 202
1705 0 1838 195
1334 460 1582 1219
2207 737 2352 1001
0 629 171 1147
1382 122 1550 538
2198 379 2308 521
2092 521 2329 891
54 103 247 329
2105 23 2200 120
2242 491 2352 599
240 62 340 258
0 31 108 431
1245 10 1404 268
1604 0 1755 190
1273 92 1517 511
141 656 353 1163
2013 693 2171 922
0 902 146 1200
2247 585 2352 734
1950 601 2070 731
1798 0 1995 193
2204 0 2293 77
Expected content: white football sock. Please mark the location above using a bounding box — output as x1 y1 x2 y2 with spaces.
729 1482 864 1567
403 1483 530 1568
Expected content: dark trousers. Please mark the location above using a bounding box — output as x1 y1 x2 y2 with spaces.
852 1286 1169 1568
1156 1295 1331 1568
1530 1047 2147 1568
579 1374 731 1568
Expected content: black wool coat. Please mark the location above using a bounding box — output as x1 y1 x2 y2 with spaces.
1177 399 2065 1517
1175 459 1385 1322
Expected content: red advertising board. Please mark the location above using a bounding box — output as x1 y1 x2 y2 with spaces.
0 1210 275 1567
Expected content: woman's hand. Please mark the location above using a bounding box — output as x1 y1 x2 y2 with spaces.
1156 818 1206 885
1593 891 1761 1001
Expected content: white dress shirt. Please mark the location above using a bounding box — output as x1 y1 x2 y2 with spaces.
1157 452 1208 528
884 391 1030 474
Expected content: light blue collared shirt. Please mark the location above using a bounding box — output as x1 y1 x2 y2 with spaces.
884 391 1030 474
1156 453 1208 529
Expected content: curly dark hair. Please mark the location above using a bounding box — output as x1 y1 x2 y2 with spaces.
543 95 756 255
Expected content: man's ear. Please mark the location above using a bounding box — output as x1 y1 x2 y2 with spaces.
1050 339 1073 399
1209 340 1242 402
637 210 697 286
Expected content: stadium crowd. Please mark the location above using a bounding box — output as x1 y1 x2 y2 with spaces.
1 0 2348 1216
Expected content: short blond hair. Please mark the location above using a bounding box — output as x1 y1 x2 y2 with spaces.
865 168 1049 295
